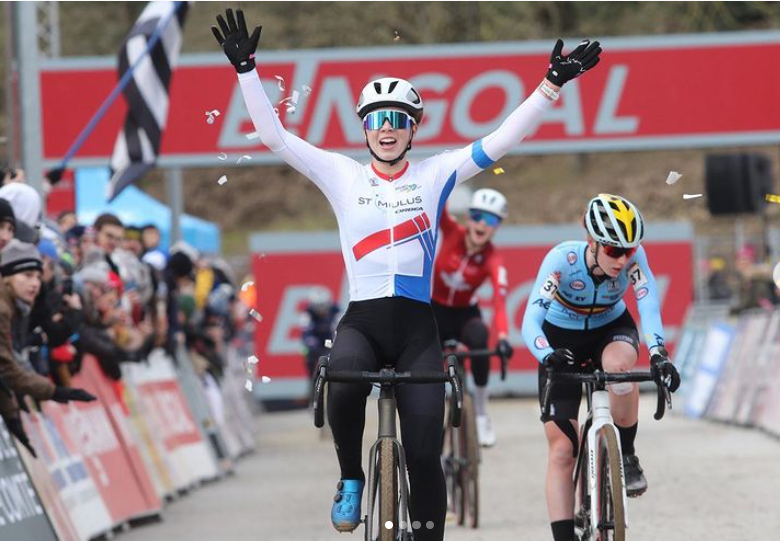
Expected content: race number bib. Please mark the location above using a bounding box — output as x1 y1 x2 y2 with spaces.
539 272 560 300
627 263 648 291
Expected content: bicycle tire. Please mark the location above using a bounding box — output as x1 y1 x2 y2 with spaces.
574 433 591 541
378 439 398 541
596 427 625 541
462 393 480 529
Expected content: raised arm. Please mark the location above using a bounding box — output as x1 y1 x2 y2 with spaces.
213 9 359 199
428 39 602 190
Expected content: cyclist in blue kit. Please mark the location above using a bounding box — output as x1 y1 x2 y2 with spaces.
212 8 600 539
522 194 681 541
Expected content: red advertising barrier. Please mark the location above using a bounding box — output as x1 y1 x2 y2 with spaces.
251 224 693 396
47 355 161 526
40 32 780 168
124 350 220 486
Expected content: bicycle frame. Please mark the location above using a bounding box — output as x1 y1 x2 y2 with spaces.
543 367 671 541
313 357 462 541
581 386 629 537
364 383 410 541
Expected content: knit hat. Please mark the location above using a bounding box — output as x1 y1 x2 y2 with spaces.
168 251 194 279
0 198 15 228
0 240 43 276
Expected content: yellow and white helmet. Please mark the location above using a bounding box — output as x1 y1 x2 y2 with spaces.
584 194 644 248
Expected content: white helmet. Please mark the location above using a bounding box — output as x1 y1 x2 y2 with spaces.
583 194 645 248
356 78 424 123
469 188 508 219
307 286 333 311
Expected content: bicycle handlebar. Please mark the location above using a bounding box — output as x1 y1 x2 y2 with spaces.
444 347 509 381
313 356 464 429
541 367 672 421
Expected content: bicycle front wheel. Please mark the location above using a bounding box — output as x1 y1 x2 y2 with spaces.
378 439 398 541
596 426 626 541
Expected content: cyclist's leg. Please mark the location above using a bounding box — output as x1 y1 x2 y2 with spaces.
461 316 490 412
395 306 446 541
540 321 597 541
327 326 380 482
594 312 640 456
539 363 581 541
594 310 646 496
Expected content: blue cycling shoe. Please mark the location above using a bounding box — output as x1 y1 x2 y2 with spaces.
331 479 364 532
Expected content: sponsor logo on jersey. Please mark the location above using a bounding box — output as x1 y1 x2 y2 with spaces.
395 183 420 193
533 298 551 310
571 280 586 290
369 177 380 187
636 287 649 300
567 251 577 265
535 336 549 349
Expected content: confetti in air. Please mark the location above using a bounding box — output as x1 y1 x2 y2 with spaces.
237 155 252 164
249 309 263 322
302 85 313 96
205 109 220 124
683 194 702 200
218 153 227 161
493 167 505 175
247 355 259 365
246 131 260 140
274 75 285 91
245 380 253 392
765 194 780 204
217 175 227 186
241 281 254 291
665 171 682 185
325 339 333 349
393 30 401 41
261 376 272 383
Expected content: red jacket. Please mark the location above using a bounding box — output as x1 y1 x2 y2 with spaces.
432 207 509 336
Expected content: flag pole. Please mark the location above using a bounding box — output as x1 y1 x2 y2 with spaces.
50 1 185 176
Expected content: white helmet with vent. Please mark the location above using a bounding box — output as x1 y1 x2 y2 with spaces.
356 78 424 123
583 193 645 248
470 188 508 219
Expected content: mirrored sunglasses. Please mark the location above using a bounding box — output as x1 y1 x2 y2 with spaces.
600 244 637 259
469 210 502 227
363 110 415 130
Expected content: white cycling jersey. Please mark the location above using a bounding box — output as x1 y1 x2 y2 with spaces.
238 70 552 303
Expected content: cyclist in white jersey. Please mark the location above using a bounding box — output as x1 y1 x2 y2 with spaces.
213 9 601 539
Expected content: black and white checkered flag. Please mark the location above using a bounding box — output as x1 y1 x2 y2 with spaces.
108 1 189 201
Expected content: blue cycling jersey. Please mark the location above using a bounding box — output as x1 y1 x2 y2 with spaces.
522 241 666 363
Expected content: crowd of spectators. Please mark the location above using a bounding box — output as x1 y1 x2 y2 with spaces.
0 165 244 457
705 244 780 314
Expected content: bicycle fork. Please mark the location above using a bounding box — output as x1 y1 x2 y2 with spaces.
586 390 630 536
365 389 411 541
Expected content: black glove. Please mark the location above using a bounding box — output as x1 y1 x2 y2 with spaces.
496 339 514 360
52 387 97 404
546 39 602 87
6 417 36 458
212 9 262 74
650 350 680 393
543 348 576 370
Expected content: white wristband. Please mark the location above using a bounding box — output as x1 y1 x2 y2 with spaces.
538 82 560 101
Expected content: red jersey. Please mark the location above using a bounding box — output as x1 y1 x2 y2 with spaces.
432 207 509 336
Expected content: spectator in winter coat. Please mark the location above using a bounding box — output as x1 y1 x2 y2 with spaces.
0 241 95 408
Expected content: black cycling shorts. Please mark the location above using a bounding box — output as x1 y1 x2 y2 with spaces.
538 309 639 422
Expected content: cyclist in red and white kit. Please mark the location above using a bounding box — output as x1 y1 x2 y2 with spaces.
212 9 601 540
432 188 514 447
